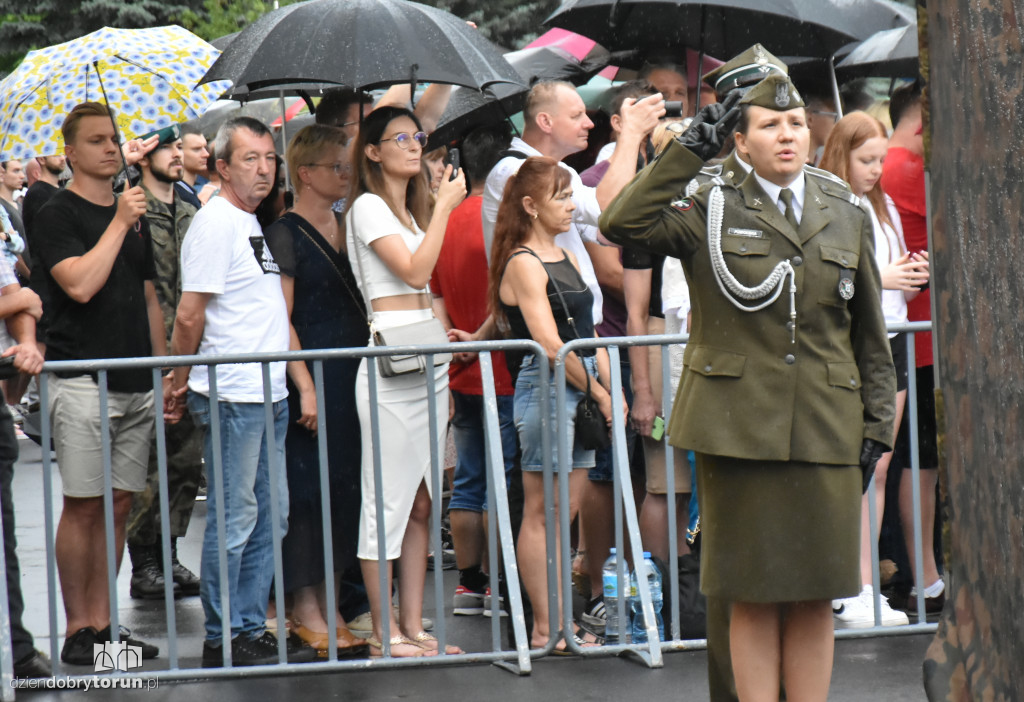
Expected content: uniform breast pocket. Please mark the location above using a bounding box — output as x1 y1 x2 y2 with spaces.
688 346 746 379
817 245 860 308
721 234 771 257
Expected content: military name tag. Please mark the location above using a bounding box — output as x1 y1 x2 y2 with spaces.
838 271 855 300
727 227 765 238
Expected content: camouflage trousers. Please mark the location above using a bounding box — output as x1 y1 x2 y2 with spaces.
126 411 204 546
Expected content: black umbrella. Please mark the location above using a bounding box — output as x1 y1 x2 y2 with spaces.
544 0 913 62
427 45 612 149
836 25 919 79
200 0 523 94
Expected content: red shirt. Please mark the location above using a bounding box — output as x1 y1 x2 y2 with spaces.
880 147 932 367
431 196 514 395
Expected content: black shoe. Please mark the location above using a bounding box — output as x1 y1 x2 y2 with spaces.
61 626 101 666
129 545 182 600
285 632 319 663
170 538 201 596
203 631 317 668
201 641 229 668
14 650 53 679
97 625 159 660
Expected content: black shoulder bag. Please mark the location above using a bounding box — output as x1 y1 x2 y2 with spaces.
518 247 610 451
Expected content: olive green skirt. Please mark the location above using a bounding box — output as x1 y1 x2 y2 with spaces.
696 454 861 603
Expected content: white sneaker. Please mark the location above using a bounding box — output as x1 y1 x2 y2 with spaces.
833 587 909 629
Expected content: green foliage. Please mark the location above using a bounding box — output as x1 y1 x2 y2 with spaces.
0 0 206 76
423 0 563 51
180 0 301 42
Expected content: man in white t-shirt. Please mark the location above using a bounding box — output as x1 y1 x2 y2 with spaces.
481 80 664 325
166 117 313 667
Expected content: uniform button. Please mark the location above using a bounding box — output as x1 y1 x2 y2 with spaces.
739 244 748 252
784 354 796 365
704 364 713 373
786 321 796 331
792 256 803 266
841 257 849 266
850 378 857 387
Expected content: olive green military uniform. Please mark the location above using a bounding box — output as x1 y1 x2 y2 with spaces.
681 149 862 701
601 136 895 694
126 186 204 547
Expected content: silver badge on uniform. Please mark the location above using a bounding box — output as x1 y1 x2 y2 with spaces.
727 227 765 238
775 82 790 108
838 272 855 300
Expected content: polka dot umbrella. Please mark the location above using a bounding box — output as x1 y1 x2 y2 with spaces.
0 25 231 161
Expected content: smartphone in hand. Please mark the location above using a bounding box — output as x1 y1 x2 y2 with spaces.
651 415 665 441
446 148 460 180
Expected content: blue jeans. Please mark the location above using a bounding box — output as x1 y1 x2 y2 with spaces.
449 391 517 512
187 392 289 642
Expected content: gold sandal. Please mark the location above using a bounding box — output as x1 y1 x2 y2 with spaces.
410 631 463 655
367 634 435 658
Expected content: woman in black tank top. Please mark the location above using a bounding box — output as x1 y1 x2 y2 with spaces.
487 157 619 651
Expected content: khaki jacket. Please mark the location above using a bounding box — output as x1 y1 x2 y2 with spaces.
600 141 896 465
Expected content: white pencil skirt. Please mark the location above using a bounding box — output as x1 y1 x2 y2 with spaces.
355 309 450 561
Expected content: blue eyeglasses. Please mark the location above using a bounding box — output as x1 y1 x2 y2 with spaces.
379 131 428 150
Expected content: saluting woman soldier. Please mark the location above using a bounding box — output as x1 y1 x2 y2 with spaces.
599 75 896 702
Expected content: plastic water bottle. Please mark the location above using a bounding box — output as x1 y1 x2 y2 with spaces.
630 552 665 644
602 548 629 644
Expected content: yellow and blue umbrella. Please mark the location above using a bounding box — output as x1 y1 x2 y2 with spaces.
0 25 231 161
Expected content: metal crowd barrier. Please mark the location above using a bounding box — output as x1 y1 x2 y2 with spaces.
0 324 936 697
552 321 939 665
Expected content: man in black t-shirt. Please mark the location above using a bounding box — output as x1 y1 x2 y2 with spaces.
34 102 165 666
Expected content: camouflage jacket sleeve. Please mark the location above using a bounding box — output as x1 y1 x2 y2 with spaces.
598 140 706 259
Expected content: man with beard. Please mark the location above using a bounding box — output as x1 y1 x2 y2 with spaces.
125 125 203 600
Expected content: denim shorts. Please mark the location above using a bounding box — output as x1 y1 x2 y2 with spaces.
514 354 597 472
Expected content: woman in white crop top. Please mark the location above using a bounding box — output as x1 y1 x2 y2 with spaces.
820 112 929 626
346 106 466 657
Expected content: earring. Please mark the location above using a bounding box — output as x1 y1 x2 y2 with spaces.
531 213 538 219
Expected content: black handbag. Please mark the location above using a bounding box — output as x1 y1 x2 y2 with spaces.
519 247 610 451
575 371 611 450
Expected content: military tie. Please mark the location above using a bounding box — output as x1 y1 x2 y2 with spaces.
779 188 799 230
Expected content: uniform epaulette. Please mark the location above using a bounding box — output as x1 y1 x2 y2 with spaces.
803 165 850 190
815 180 865 209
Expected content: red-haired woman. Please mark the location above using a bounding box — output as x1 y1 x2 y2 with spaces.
819 111 929 628
489 156 619 651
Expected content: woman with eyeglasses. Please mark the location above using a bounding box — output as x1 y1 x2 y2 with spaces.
263 124 369 657
346 106 467 657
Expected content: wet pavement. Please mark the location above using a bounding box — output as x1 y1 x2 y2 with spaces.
10 439 932 700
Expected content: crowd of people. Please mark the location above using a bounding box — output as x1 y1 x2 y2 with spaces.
0 39 942 702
